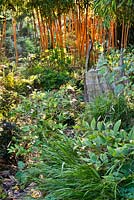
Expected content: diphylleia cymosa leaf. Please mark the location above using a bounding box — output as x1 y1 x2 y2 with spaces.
91 118 96 130
113 120 121 133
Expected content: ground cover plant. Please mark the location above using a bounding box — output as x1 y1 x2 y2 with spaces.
17 120 134 200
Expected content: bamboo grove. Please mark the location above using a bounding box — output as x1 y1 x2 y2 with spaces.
0 0 134 64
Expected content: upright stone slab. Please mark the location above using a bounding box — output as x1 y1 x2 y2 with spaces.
86 68 111 102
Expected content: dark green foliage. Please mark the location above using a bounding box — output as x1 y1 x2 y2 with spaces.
18 37 39 56
14 81 34 95
22 48 73 91
94 0 134 27
83 93 134 130
34 69 70 90
5 38 15 57
5 37 38 58
0 120 20 162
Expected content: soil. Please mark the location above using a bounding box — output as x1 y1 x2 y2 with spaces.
0 158 27 200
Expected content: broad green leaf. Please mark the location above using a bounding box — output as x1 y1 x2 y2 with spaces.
114 84 124 95
89 152 98 163
18 161 25 170
82 120 90 129
91 118 96 130
22 126 30 132
113 120 121 133
100 153 108 163
107 146 115 156
97 121 103 131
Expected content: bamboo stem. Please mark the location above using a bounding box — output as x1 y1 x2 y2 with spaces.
124 22 129 48
121 19 124 49
125 22 129 48
85 6 88 53
99 19 103 44
114 22 117 48
32 10 38 40
0 16 6 50
63 14 66 48
57 15 63 47
42 17 48 49
111 21 115 48
36 8 44 50
80 14 85 56
12 17 18 66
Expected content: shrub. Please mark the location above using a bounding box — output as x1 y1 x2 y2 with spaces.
34 69 71 90
21 47 73 90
